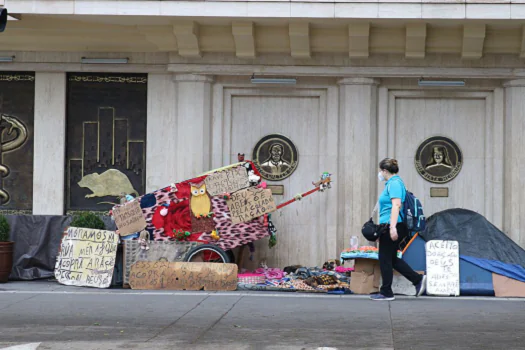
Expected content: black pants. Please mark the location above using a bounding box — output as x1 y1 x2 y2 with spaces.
378 223 423 297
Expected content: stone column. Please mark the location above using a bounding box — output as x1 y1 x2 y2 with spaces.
503 79 525 247
145 73 177 192
173 74 214 181
33 72 67 215
337 77 379 249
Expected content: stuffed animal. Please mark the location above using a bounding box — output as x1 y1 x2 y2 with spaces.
139 230 150 258
248 170 261 186
190 182 212 218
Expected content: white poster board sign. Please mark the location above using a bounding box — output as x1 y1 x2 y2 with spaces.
54 227 119 289
425 240 460 296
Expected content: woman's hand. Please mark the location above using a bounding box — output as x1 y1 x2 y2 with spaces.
390 225 398 241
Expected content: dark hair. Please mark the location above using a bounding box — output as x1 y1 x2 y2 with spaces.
379 158 399 174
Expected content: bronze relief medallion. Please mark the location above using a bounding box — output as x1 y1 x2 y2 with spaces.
252 134 298 181
415 136 463 184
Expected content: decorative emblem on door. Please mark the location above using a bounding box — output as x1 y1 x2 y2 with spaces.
252 134 298 181
415 136 462 184
0 114 29 204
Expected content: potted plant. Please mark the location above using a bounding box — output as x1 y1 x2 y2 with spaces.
69 212 106 230
0 214 13 283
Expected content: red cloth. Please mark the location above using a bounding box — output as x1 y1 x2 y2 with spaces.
152 200 192 238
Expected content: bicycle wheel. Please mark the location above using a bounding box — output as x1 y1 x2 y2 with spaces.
184 244 231 263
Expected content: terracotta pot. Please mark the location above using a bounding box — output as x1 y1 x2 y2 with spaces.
0 241 14 283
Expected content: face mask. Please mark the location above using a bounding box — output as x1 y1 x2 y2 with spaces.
378 171 386 182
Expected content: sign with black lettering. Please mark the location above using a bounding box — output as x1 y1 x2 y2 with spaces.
129 261 238 291
54 227 119 288
112 200 147 236
425 240 460 296
204 166 249 196
226 187 277 224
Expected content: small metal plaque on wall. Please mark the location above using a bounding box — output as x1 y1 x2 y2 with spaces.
267 185 284 195
430 187 449 198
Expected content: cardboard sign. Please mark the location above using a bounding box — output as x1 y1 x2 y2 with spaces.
425 240 460 296
112 200 147 236
54 227 119 288
204 166 250 196
227 187 277 224
129 261 238 291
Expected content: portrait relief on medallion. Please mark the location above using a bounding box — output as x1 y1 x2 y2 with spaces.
415 136 463 184
252 134 299 181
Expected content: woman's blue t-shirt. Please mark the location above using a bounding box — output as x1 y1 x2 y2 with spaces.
379 175 406 224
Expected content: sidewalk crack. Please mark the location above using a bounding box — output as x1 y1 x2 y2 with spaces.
145 295 210 342
388 301 396 349
191 295 243 344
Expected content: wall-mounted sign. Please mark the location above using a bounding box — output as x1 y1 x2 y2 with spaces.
252 134 298 181
415 136 462 184
430 187 449 198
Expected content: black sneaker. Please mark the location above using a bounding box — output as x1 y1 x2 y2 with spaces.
370 294 395 301
415 275 427 297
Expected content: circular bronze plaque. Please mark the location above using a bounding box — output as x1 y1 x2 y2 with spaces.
415 136 463 184
252 134 299 181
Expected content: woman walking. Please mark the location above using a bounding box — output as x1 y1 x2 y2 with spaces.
371 158 427 301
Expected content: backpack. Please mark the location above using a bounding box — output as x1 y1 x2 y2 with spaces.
388 178 426 233
403 190 426 233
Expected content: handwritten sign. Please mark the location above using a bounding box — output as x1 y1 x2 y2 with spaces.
226 187 277 224
425 240 460 296
54 227 119 288
112 201 147 236
204 166 250 196
129 261 238 291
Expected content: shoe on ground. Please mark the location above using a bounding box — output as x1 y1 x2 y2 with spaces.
415 275 427 297
370 294 395 301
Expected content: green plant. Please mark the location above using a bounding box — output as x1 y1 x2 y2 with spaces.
0 215 10 242
70 212 106 230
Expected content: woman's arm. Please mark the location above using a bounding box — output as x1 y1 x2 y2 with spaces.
389 198 402 241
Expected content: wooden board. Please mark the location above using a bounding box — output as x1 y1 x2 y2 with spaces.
54 227 119 288
129 261 238 291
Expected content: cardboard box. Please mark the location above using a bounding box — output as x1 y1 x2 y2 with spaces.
493 273 525 297
350 258 424 295
350 258 380 295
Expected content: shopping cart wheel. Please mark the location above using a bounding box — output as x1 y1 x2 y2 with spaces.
183 244 231 263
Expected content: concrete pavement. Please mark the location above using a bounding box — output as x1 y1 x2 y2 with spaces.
0 281 524 349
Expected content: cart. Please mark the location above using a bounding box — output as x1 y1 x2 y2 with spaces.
110 160 332 271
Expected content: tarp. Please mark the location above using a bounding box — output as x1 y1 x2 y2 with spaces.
420 208 525 283
402 234 494 295
6 215 116 281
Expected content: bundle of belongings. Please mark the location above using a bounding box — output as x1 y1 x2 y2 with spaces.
237 261 354 294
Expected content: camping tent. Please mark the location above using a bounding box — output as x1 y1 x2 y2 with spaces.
403 208 525 297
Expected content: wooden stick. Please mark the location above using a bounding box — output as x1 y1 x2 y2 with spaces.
276 187 321 210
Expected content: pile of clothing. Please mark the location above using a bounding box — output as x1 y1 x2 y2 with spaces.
237 262 354 294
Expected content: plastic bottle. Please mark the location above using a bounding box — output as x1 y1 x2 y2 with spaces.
350 236 359 251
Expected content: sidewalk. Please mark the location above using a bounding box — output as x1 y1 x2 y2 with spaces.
1 280 523 301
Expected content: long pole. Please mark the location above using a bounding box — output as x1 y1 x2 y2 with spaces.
276 187 321 210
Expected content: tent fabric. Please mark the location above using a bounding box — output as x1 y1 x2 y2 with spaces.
6 215 116 281
402 234 494 295
420 208 525 283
